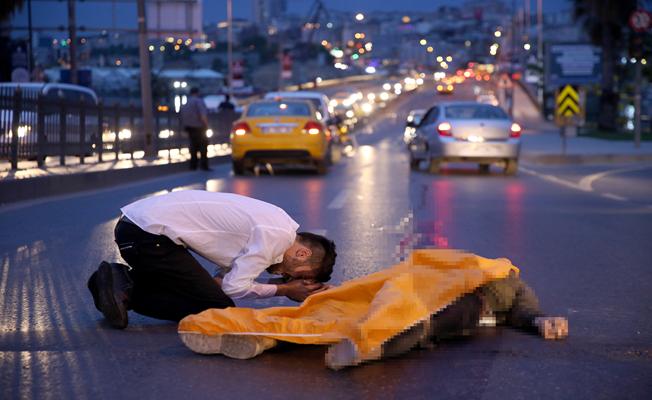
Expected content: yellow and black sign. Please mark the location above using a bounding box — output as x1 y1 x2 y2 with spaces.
555 85 580 119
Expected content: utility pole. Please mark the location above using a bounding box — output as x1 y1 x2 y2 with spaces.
136 0 155 157
524 0 530 41
509 0 517 117
27 0 33 75
537 0 543 105
67 0 77 84
227 0 233 97
634 58 642 149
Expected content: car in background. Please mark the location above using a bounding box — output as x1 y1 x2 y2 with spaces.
406 101 521 175
403 109 426 144
436 82 454 95
203 94 243 114
476 92 499 107
0 82 100 159
264 91 334 124
230 99 331 175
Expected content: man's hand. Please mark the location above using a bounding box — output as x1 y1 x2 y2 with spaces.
277 280 327 302
534 317 568 340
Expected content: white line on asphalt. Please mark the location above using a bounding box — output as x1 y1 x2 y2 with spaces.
578 165 652 191
601 193 627 201
520 166 636 203
519 166 588 192
327 189 349 209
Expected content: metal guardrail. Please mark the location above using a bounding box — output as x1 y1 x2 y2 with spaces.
0 88 238 170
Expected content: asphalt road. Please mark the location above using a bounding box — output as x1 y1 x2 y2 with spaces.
1 82 651 400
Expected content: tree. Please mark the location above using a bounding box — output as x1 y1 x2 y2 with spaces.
573 0 637 130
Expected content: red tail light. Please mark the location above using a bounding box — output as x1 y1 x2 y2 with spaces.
231 122 251 136
437 122 452 136
303 121 323 135
510 122 521 138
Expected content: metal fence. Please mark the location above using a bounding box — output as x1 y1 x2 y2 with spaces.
0 87 238 170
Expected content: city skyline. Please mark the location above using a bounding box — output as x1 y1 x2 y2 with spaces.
9 0 571 35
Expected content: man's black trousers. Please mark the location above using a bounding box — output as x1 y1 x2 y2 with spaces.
185 126 208 170
114 219 234 322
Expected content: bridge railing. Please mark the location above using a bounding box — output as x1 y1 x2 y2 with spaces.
0 88 238 170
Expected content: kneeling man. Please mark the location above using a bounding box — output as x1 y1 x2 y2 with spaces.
87 190 337 329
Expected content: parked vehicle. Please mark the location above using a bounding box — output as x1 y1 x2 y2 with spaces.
230 99 332 175
203 94 243 114
406 101 521 175
403 109 426 144
476 92 499 107
0 82 100 160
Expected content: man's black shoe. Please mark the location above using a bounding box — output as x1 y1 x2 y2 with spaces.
96 261 134 329
87 271 101 312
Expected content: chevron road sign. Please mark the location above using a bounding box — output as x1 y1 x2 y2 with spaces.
555 85 582 126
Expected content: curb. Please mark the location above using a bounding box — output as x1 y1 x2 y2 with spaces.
521 153 652 165
0 155 231 205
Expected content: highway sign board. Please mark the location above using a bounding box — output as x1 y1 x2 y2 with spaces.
546 44 602 88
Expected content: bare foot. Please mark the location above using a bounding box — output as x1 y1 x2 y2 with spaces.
534 317 568 340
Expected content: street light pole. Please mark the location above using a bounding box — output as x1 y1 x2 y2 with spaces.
27 0 33 76
634 59 642 149
227 0 233 97
67 0 77 84
136 0 155 157
537 0 543 105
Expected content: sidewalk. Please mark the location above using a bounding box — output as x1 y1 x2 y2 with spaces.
0 144 231 205
510 81 652 165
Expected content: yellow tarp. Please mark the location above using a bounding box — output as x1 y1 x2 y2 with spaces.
178 249 519 359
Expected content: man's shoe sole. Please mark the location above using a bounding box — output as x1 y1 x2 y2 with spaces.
179 333 276 359
87 271 101 312
97 262 129 329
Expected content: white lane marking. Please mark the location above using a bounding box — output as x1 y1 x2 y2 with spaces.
578 165 652 191
521 166 634 203
519 166 588 192
309 229 328 236
601 193 627 201
327 189 349 209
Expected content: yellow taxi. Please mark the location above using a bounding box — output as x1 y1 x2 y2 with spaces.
436 81 455 95
230 99 332 175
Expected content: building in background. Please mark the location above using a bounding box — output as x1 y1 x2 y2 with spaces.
147 0 204 40
252 0 287 28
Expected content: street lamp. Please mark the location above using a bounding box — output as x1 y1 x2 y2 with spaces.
523 43 531 51
494 30 502 38
355 13 365 21
419 39 427 46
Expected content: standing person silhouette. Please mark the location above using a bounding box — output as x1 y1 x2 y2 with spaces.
180 87 210 170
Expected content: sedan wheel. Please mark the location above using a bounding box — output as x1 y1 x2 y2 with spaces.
315 160 328 175
409 153 420 170
428 158 441 174
504 159 518 176
232 160 245 175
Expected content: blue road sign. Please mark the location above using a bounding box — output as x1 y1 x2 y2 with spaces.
546 44 602 88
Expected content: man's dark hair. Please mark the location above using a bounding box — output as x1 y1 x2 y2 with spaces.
296 232 336 282
190 87 200 95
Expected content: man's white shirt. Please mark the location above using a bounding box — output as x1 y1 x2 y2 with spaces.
121 190 299 300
